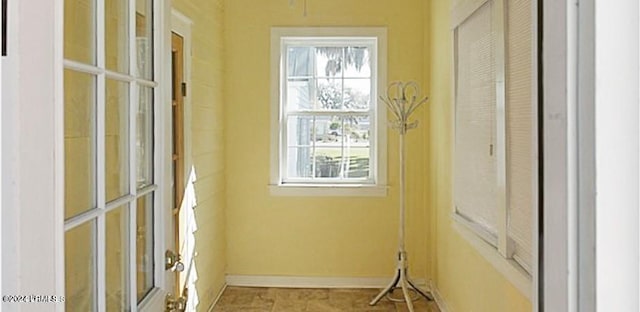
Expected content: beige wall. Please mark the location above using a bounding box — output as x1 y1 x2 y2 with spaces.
171 0 228 309
426 0 533 310
223 0 430 279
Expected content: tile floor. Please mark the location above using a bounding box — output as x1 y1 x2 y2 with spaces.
212 287 440 311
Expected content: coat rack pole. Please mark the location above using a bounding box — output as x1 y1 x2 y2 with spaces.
369 81 433 312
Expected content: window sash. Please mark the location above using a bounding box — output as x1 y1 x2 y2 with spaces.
279 39 378 185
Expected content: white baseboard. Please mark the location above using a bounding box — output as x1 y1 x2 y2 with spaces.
225 275 428 289
429 281 451 312
207 283 228 312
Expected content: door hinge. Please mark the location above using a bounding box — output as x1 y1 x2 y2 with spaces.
166 294 187 312
181 82 187 97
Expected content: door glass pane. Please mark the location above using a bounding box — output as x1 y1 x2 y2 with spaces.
64 0 96 64
136 0 153 79
106 0 129 73
136 193 154 302
137 87 154 188
65 221 96 311
106 206 130 311
106 79 130 202
65 69 97 219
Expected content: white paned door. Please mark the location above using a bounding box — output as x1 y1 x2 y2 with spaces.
62 0 174 311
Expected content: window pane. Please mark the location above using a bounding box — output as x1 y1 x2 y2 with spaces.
315 147 343 178
137 87 154 188
316 79 343 110
343 79 371 110
316 47 343 78
344 47 371 78
287 147 312 178
65 221 96 311
106 0 129 73
106 206 130 311
136 0 153 79
136 193 154 302
65 70 96 219
286 116 313 147
106 79 130 202
314 116 343 178
64 0 96 64
287 47 312 77
314 115 344 144
286 78 313 111
344 116 371 146
345 147 370 178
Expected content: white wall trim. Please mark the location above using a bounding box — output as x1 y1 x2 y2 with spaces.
451 0 489 28
207 284 228 312
428 281 451 312
2 1 64 311
225 275 427 289
268 184 388 197
592 0 639 310
542 0 578 310
530 0 540 311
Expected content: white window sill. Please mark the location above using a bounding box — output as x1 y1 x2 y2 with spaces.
452 215 532 299
269 184 388 197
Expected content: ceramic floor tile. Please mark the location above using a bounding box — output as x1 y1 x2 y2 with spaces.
213 286 440 312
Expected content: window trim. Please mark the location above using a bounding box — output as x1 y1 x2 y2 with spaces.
270 27 388 196
450 0 535 298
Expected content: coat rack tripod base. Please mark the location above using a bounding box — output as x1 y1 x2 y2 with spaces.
369 81 433 312
369 251 433 311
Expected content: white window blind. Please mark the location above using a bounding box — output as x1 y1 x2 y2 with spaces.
506 0 533 272
453 0 536 280
454 0 499 240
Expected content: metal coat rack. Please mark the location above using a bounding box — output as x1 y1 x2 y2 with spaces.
370 81 434 311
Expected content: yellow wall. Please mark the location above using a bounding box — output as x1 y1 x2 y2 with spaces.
171 0 228 309
426 0 532 311
223 0 430 279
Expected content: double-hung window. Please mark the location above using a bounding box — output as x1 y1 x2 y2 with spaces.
270 28 387 196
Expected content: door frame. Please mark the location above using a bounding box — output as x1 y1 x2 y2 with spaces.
167 7 193 304
541 0 639 311
171 9 193 187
